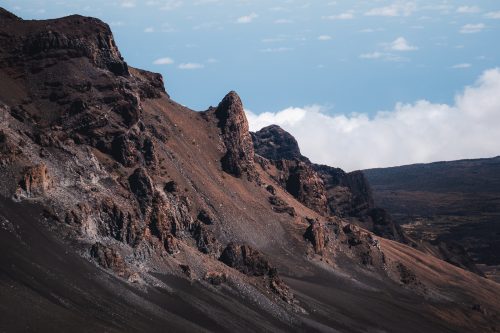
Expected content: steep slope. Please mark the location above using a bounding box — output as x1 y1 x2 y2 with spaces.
0 9 499 332
365 157 500 281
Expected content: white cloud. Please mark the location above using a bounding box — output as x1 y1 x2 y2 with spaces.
323 12 354 20
389 37 418 51
274 18 293 24
456 6 481 14
247 68 500 171
317 35 332 41
365 2 417 17
485 11 500 19
359 52 408 62
153 57 174 65
121 1 136 8
460 23 485 33
359 52 383 59
260 47 293 53
178 62 204 70
160 0 183 11
144 27 155 33
237 13 258 24
452 63 471 69
359 28 384 33
262 37 286 43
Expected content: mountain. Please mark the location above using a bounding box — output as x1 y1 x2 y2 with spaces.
1 9 499 332
364 157 500 282
252 124 407 243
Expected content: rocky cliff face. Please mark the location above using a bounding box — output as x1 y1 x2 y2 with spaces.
252 125 306 161
252 125 406 243
1 9 499 333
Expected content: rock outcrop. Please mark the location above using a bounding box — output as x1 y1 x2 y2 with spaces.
90 242 128 277
214 91 256 180
219 243 295 303
252 125 406 242
219 243 272 276
18 163 52 197
252 125 306 161
303 219 328 254
274 160 328 214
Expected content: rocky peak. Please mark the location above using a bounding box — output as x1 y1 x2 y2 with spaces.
252 125 307 161
1 14 128 76
0 8 20 20
214 91 256 179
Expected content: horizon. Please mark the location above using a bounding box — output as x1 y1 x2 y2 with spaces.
3 0 500 171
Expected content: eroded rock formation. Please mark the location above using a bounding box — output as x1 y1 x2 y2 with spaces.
214 91 256 180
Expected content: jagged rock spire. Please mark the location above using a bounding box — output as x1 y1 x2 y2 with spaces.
215 91 256 180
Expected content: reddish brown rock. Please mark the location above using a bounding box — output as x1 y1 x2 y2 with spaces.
192 222 221 256
90 242 127 277
274 160 328 214
219 243 295 303
268 195 296 216
219 243 272 276
204 271 227 286
252 125 305 161
129 168 154 214
18 163 51 196
304 219 328 254
214 91 256 180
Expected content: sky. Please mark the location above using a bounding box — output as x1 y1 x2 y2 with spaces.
3 0 500 170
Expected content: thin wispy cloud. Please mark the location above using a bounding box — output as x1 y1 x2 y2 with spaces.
317 35 332 41
456 6 481 14
484 11 500 19
160 0 182 11
452 63 471 69
365 2 417 17
274 18 293 24
237 13 258 24
178 62 204 70
460 23 485 34
153 57 174 65
120 1 136 8
322 12 354 20
260 47 293 53
359 52 407 62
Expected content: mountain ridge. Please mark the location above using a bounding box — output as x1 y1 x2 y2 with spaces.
1 8 499 332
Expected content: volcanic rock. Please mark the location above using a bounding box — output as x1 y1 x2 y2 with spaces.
219 243 272 276
252 125 306 161
214 91 256 180
129 168 154 214
18 163 52 197
274 160 328 214
268 195 296 216
304 219 328 254
90 242 127 277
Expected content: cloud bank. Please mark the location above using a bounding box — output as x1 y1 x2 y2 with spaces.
246 68 500 171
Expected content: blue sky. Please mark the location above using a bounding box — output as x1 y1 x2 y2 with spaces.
4 0 500 170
